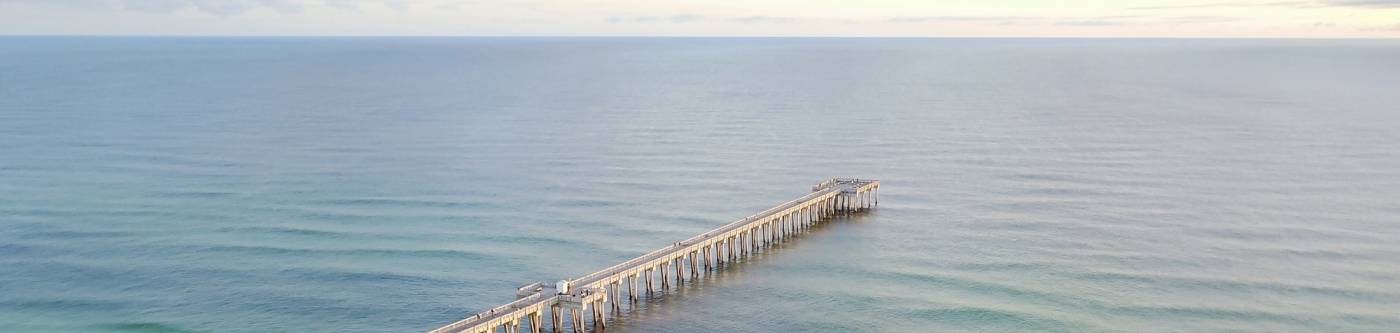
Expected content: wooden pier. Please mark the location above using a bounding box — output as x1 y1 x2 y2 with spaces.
427 178 880 333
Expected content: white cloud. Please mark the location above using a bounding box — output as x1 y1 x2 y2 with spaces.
886 15 1241 27
1324 0 1400 7
606 14 702 24
0 0 410 16
726 16 802 24
1126 1 1313 10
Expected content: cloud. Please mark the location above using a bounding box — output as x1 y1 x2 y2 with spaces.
669 14 702 23
606 14 703 24
1323 0 1400 7
888 15 1239 27
886 16 1041 23
1156 16 1246 23
0 0 406 16
1127 0 1400 9
726 16 802 24
1359 22 1400 30
324 0 406 10
1127 1 1312 10
1056 20 1129 26
604 14 808 24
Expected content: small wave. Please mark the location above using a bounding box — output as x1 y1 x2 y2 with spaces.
1070 270 1400 304
949 261 1060 272
308 197 492 209
551 198 625 208
1101 304 1314 325
0 243 37 255
280 268 450 285
19 230 132 239
305 146 374 154
907 306 1074 332
0 208 236 221
90 322 202 333
215 226 350 238
883 270 1078 304
489 234 590 247
196 245 501 261
146 190 238 199
0 299 128 312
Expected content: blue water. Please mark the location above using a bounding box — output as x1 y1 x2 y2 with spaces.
2 37 1399 333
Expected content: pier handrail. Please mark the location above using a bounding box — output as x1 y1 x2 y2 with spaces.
575 190 831 284
572 198 805 284
428 292 556 333
571 179 874 285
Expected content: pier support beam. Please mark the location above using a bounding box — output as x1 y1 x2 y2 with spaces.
780 218 787 240
728 237 737 261
629 275 639 303
660 263 669 289
674 258 684 285
787 214 794 237
705 244 716 270
569 308 584 333
551 305 563 333
749 229 757 254
721 239 729 264
817 195 828 216
609 283 620 314
591 301 605 332
644 269 654 294
800 208 807 230
690 252 699 277
716 241 726 266
772 220 779 241
530 311 542 333
702 246 712 271
805 207 812 229
764 222 772 244
789 214 795 238
739 232 747 257
718 239 726 263
716 240 728 267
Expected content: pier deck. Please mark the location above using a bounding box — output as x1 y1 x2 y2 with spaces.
428 178 880 333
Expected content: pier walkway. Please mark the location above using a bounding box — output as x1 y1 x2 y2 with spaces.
427 178 880 333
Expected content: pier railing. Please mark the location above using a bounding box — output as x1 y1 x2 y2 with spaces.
427 178 879 333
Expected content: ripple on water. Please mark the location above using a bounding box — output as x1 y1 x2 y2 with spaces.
214 226 351 238
88 323 201 333
192 245 504 262
906 306 1078 332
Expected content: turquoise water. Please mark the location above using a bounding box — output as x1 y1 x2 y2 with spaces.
2 37 1399 333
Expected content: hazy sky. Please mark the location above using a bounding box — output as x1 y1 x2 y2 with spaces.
2 0 1398 37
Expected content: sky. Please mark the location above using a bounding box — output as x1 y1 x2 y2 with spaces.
1 0 1398 37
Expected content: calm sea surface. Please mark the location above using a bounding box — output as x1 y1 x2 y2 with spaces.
2 37 1399 333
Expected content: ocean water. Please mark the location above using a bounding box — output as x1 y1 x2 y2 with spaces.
2 37 1399 333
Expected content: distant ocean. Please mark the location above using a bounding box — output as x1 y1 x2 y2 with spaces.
2 37 1399 333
